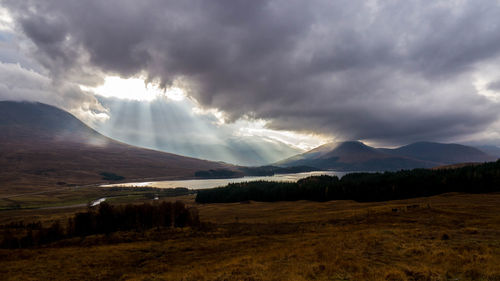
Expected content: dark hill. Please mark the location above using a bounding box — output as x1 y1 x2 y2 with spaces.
277 140 495 171
277 141 433 171
317 141 387 162
476 145 500 158
382 142 494 164
0 101 235 193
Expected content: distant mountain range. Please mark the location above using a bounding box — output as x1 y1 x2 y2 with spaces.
277 141 498 171
0 101 236 192
1 101 499 192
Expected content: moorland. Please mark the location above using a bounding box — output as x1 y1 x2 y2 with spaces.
1 192 500 280
1 101 500 280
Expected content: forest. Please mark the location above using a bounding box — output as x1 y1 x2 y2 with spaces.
196 160 500 203
194 165 316 178
0 201 199 248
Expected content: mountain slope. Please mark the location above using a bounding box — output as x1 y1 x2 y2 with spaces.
278 141 495 171
0 101 235 192
277 141 434 171
476 145 500 158
381 142 494 164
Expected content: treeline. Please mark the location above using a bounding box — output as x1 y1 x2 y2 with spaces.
106 186 194 198
1 201 199 248
194 166 318 179
239 165 317 176
194 169 241 178
100 171 125 181
196 160 500 203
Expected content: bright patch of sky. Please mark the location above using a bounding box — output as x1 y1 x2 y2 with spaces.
80 76 185 102
232 119 327 151
474 77 500 102
473 62 500 103
0 7 13 32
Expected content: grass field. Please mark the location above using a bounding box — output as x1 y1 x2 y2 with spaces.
0 185 195 212
1 192 500 280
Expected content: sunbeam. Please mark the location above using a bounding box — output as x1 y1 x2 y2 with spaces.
81 76 186 102
91 95 305 166
79 75 315 166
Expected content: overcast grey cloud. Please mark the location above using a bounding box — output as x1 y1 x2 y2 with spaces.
0 61 108 125
3 0 500 145
0 20 108 124
489 80 500 92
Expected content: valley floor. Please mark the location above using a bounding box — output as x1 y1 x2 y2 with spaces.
1 193 500 280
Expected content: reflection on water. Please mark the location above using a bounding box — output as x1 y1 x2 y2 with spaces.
90 197 106 206
101 171 349 190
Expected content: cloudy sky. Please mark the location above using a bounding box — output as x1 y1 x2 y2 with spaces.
1 0 500 164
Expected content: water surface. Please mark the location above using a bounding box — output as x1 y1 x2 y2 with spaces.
101 171 348 190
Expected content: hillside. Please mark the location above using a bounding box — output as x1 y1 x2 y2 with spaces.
0 101 235 193
381 142 495 164
477 145 500 158
278 140 495 171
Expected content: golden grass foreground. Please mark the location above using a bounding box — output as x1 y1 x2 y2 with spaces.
1 192 500 280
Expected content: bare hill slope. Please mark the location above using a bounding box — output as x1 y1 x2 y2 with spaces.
0 101 234 193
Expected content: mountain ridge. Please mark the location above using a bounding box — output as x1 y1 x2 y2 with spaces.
476 145 500 158
277 140 496 171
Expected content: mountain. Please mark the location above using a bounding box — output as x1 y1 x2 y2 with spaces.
476 145 500 158
277 141 495 171
0 101 236 192
381 142 495 164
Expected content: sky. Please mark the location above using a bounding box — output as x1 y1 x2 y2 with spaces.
1 0 500 165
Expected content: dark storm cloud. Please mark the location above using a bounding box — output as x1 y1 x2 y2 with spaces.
488 80 500 92
4 0 500 144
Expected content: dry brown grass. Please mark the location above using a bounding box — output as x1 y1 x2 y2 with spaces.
1 193 500 280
